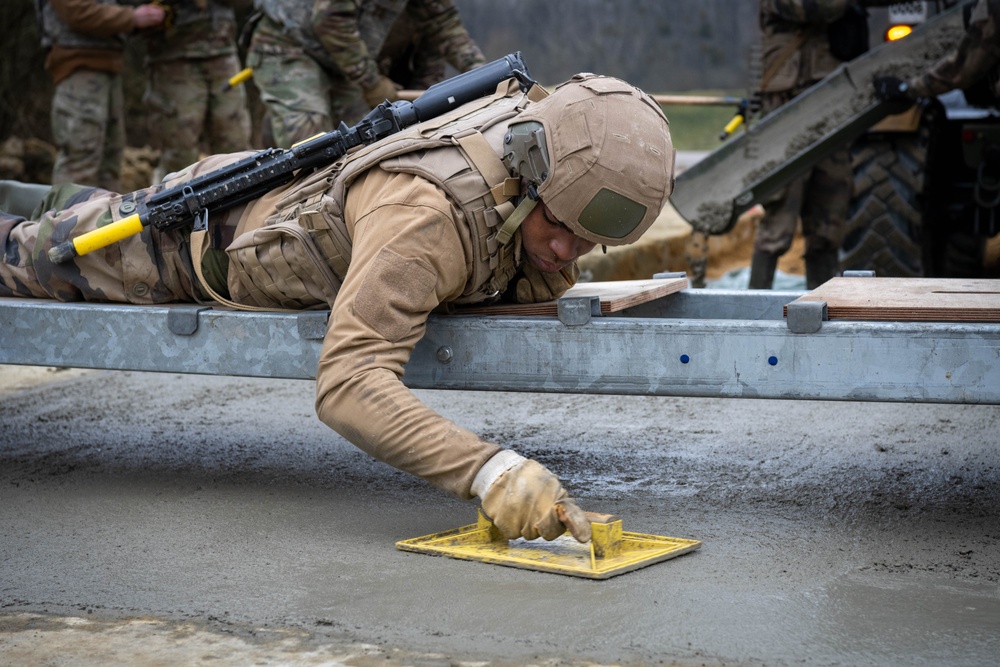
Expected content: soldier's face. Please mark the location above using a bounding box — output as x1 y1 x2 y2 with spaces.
520 200 597 273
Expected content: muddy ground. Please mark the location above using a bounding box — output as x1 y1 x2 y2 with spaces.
1 364 998 666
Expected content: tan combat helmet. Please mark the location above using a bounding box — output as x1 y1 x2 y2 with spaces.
501 73 675 246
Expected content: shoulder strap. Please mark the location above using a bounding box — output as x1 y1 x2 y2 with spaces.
190 229 299 312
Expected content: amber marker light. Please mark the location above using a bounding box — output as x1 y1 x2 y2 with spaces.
886 24 913 41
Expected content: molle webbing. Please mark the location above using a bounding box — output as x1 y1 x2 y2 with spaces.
215 78 540 310
324 79 537 302
37 0 126 51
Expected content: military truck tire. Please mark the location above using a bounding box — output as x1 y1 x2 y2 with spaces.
938 230 986 278
842 130 928 278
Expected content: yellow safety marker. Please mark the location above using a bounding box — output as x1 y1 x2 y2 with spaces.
222 67 253 92
396 510 700 579
720 113 745 139
48 214 146 264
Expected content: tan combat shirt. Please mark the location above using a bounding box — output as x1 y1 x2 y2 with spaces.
314 167 503 499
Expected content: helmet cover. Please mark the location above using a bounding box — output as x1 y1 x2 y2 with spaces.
504 73 675 246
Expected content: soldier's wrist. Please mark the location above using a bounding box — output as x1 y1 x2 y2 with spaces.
471 449 526 498
357 65 383 92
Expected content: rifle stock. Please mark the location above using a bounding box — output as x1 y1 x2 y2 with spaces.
48 52 533 264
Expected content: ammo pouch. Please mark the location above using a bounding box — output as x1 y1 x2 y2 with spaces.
225 220 342 309
225 170 352 310
827 4 869 62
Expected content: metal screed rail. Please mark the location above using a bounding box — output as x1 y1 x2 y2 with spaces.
2 280 998 405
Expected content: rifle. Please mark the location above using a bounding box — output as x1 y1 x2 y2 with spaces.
49 52 534 264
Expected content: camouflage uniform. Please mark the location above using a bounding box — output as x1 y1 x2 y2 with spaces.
248 0 485 147
142 1 252 179
36 0 138 191
0 74 674 541
908 0 1000 99
752 0 859 289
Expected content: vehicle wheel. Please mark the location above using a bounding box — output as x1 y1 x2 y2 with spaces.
842 130 928 277
938 230 986 277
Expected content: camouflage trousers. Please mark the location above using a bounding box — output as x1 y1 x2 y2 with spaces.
0 154 250 304
754 90 853 258
247 43 368 149
50 69 126 192
754 145 853 257
144 54 252 177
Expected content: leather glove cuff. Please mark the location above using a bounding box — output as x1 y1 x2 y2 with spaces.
471 449 526 498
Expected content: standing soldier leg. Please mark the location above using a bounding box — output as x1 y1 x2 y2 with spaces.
145 59 206 180
98 76 126 193
750 174 806 289
247 46 334 148
51 70 121 191
801 146 852 289
205 54 251 155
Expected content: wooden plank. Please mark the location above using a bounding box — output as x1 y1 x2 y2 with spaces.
456 277 688 316
788 277 1000 322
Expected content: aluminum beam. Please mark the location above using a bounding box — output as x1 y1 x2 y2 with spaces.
1 295 998 404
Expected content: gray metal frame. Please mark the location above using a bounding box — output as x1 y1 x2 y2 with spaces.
3 290 998 405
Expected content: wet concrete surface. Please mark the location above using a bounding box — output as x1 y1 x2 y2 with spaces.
1 369 998 666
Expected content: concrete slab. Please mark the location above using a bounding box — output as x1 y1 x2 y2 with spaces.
2 368 998 666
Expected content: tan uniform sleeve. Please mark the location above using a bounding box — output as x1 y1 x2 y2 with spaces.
314 168 501 499
49 0 136 37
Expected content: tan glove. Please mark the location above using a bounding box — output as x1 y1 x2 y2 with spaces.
515 262 580 304
481 459 592 543
362 75 401 108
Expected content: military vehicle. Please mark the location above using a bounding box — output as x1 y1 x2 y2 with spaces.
670 1 1000 280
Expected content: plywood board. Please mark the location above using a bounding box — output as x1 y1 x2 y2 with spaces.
456 277 688 316
788 277 1000 322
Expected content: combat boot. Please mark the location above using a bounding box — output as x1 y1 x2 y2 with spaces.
748 251 779 289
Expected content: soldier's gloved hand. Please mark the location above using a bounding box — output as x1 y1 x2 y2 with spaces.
477 455 592 543
873 76 915 104
133 4 166 29
515 262 580 303
363 75 401 108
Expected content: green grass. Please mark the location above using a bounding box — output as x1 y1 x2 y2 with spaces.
656 89 745 152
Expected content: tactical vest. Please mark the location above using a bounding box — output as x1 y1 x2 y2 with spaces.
168 1 235 29
758 1 842 94
35 0 125 51
221 79 541 310
144 1 239 62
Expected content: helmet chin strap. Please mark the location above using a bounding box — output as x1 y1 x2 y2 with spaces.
495 184 539 246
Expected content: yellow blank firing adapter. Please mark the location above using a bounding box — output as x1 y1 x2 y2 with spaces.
47 214 145 264
222 67 253 92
